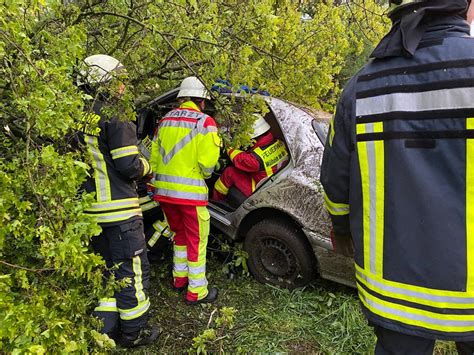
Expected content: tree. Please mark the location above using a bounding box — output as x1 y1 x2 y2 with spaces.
0 0 387 351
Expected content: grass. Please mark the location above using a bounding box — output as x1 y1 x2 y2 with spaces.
114 237 458 354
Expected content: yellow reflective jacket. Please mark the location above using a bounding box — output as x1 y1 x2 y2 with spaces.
150 101 221 206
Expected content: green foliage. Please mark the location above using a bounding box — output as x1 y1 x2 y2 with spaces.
191 328 216 354
215 306 237 330
220 242 249 277
190 306 237 354
1 0 389 352
0 1 112 352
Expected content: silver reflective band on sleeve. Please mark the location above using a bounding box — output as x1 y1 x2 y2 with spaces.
156 188 207 201
200 165 215 175
356 87 474 117
189 265 206 274
110 145 139 159
94 298 118 312
205 126 218 133
323 192 350 216
357 269 474 305
156 174 205 187
98 300 116 308
94 209 143 223
87 198 140 211
86 135 109 202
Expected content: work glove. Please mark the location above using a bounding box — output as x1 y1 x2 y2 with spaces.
215 158 228 172
330 229 354 257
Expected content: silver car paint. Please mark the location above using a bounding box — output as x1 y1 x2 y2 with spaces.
208 97 355 287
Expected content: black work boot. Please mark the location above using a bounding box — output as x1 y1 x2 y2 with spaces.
118 324 160 348
186 287 218 305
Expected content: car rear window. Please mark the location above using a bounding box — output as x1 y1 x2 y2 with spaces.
312 119 329 145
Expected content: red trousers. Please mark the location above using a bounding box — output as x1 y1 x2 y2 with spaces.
160 202 210 301
212 166 254 201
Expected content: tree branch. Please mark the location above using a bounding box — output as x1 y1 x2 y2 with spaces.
222 29 287 63
0 260 55 273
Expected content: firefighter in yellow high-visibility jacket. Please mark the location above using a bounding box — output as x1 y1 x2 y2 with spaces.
150 76 221 304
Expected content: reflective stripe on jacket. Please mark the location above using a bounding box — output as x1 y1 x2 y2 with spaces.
78 101 151 226
321 27 474 341
150 101 221 206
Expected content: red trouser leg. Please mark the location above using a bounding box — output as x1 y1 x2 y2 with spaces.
181 205 210 301
213 166 253 200
160 203 210 301
160 202 188 288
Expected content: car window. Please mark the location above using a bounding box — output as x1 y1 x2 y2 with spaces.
312 119 329 145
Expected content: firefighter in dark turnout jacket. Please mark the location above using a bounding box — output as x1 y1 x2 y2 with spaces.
77 54 158 347
320 1 474 353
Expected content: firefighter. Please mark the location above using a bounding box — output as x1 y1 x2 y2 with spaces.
212 114 289 201
77 54 159 347
320 1 474 353
150 76 221 304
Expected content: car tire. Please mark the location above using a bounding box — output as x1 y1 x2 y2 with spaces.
244 218 316 289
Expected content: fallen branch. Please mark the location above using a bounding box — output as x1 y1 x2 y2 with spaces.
207 309 218 328
0 260 55 273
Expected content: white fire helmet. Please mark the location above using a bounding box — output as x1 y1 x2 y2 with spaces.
177 76 211 100
79 54 126 86
251 114 271 139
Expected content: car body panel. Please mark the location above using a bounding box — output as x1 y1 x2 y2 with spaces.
139 91 355 288
207 96 355 287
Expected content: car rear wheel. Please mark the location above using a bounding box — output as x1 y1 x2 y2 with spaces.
244 218 316 289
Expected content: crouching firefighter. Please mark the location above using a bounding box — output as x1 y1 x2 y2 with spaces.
150 76 221 304
213 114 289 201
137 178 175 260
320 1 474 353
76 54 159 347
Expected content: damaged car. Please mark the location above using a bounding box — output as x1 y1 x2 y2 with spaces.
137 88 355 289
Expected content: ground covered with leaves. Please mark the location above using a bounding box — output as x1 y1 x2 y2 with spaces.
110 234 458 354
